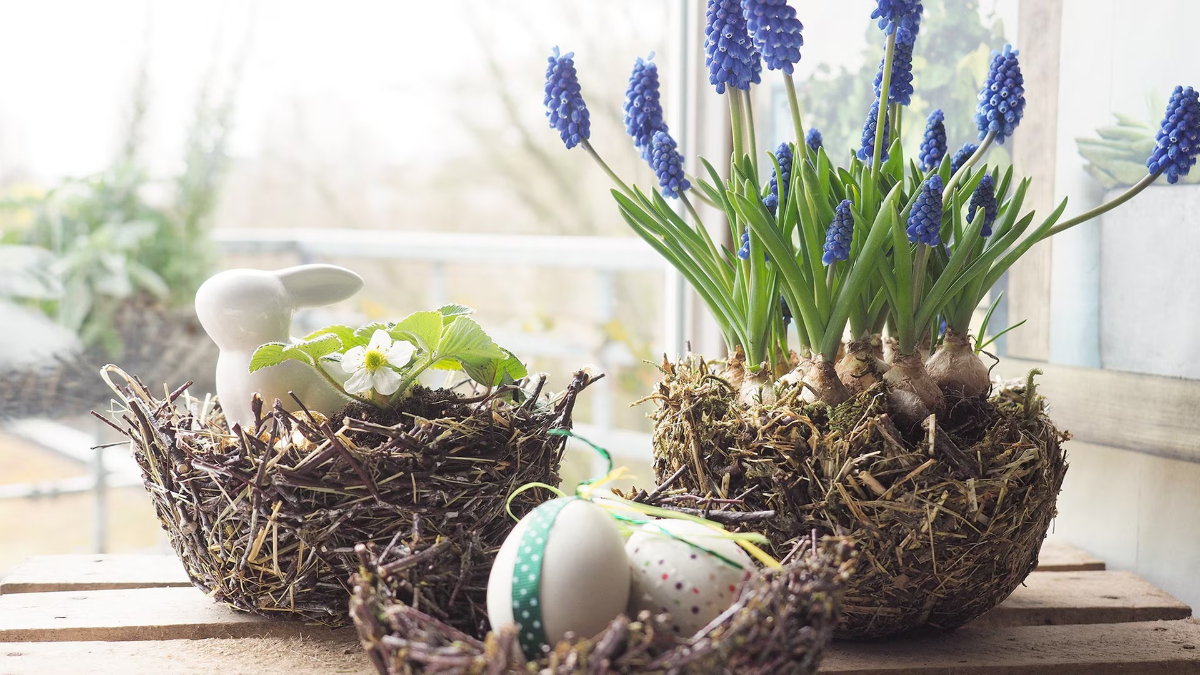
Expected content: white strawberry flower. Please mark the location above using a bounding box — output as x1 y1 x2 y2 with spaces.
341 329 416 396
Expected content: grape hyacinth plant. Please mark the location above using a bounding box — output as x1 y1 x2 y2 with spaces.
949 142 979 175
544 0 1191 412
763 142 792 213
919 109 947 172
805 127 823 153
624 54 667 161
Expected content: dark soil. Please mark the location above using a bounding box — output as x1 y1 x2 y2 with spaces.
330 385 472 446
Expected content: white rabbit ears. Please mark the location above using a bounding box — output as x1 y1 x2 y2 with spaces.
274 264 364 308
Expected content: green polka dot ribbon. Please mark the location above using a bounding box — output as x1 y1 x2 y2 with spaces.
511 497 575 660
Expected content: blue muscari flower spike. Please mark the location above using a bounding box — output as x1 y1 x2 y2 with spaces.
907 175 944 245
822 200 854 265
741 0 804 76
781 296 792 325
544 47 590 150
967 174 999 236
806 127 823 153
870 0 923 45
857 99 890 164
737 231 769 261
763 142 793 213
705 0 762 94
650 130 690 199
624 55 667 162
919 109 947 171
975 44 1026 145
949 142 978 174
873 39 914 106
1147 85 1200 184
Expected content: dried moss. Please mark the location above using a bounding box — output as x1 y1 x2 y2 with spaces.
644 355 1069 639
349 536 854 675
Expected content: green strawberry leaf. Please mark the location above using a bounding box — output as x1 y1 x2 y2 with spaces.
437 304 475 324
302 324 358 348
390 310 443 352
438 316 505 362
249 342 289 373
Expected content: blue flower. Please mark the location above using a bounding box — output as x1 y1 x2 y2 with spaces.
705 0 762 94
806 127 823 153
823 200 854 265
742 0 804 75
870 0 923 45
975 44 1026 145
966 174 999 236
544 47 590 150
919 109 947 171
857 99 890 164
907 174 944 245
651 130 691 199
1147 85 1200 184
949 142 978 174
763 142 793 214
873 39 914 106
624 55 667 161
737 230 770 261
781 296 792 324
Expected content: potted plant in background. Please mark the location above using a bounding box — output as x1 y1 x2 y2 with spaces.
0 60 234 420
1076 98 1200 379
548 0 1198 637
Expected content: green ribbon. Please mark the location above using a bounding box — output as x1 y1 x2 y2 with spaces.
510 496 575 660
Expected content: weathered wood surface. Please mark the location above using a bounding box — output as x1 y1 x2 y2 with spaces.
821 619 1200 674
973 571 1192 629
1035 537 1106 572
0 554 189 594
995 359 1200 464
0 587 332 642
0 634 373 675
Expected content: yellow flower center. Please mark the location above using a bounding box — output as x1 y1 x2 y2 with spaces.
363 349 387 372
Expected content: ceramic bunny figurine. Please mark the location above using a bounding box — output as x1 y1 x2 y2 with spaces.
194 264 364 432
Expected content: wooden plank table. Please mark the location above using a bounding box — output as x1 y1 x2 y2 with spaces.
0 538 1194 673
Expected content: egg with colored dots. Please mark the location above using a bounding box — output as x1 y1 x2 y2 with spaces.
625 519 754 637
486 497 630 658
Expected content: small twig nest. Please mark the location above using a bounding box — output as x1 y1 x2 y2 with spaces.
644 355 1068 639
98 367 596 628
349 535 854 675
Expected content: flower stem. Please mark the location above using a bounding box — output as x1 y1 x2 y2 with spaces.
872 33 897 179
744 90 760 180
581 139 635 197
391 355 436 403
314 362 373 406
728 89 745 172
943 131 996 201
784 74 807 167
1041 171 1162 239
681 192 704 227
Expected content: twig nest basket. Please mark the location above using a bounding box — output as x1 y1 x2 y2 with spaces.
101 368 595 628
349 536 854 675
645 355 1068 639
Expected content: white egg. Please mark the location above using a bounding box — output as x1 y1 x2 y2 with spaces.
487 497 630 656
625 519 754 637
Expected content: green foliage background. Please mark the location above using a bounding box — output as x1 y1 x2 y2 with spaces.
798 0 1010 168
